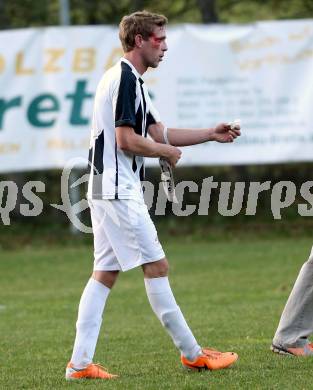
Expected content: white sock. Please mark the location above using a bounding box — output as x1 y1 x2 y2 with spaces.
144 276 202 361
71 278 110 368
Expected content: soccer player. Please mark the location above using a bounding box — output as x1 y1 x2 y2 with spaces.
66 11 241 380
271 246 313 356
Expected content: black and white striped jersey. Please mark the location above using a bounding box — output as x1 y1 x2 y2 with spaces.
87 58 160 200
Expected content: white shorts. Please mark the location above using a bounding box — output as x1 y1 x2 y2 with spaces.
89 198 165 272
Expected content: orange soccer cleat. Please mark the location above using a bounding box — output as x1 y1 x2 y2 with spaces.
181 347 238 371
65 362 118 380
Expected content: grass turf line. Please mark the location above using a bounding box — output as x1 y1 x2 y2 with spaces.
0 236 312 389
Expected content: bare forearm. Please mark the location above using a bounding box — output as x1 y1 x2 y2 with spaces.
167 127 216 146
119 130 171 158
148 122 241 147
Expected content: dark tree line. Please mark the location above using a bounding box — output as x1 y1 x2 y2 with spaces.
0 0 312 29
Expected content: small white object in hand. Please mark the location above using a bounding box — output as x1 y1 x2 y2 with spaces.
228 119 241 130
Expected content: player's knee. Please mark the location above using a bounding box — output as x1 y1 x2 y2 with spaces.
158 259 169 276
92 270 119 289
159 260 169 277
143 258 169 278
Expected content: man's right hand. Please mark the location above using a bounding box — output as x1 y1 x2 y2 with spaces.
116 126 182 166
164 145 182 167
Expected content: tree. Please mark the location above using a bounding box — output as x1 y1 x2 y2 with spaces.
197 0 218 23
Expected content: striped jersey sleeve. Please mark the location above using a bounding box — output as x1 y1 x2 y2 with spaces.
114 62 137 128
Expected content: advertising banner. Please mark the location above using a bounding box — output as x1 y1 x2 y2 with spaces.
0 20 312 172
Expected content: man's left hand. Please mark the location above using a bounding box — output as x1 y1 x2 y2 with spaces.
212 123 241 143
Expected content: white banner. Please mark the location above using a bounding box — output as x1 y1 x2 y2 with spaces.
0 20 313 172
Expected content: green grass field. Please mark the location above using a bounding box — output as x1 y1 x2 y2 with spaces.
1 235 313 389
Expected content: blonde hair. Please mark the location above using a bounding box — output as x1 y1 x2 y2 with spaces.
119 11 168 52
